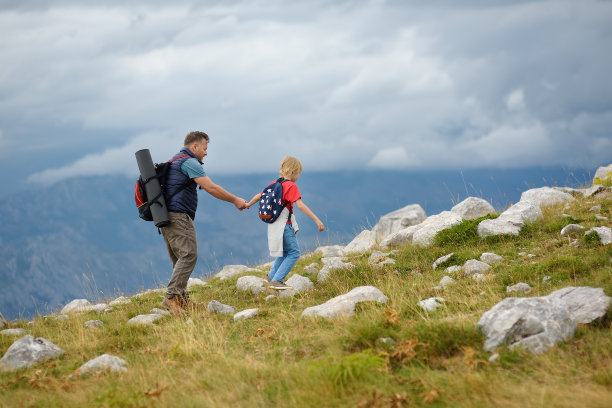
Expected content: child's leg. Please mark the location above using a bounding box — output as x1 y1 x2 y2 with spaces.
268 256 284 279
271 224 300 282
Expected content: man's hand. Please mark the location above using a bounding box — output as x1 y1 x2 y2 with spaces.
234 197 248 210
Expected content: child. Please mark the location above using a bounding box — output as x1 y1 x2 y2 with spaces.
246 156 325 290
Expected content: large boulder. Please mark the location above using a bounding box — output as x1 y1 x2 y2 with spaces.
379 224 422 250
451 197 496 220
478 200 543 237
412 211 463 247
0 335 65 371
585 226 612 245
318 257 355 282
593 163 612 185
301 286 388 319
342 230 376 255
236 276 267 294
74 354 128 377
520 187 575 208
214 265 259 280
371 204 426 242
547 287 611 323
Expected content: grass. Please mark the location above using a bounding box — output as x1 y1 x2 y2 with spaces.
1 190 611 407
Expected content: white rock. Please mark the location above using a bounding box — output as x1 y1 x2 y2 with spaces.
303 262 320 275
61 299 91 314
560 224 585 237
371 204 427 242
433 253 454 270
412 211 463 247
342 230 376 255
520 187 576 208
1 329 26 336
150 308 171 316
451 197 496 220
86 304 109 313
75 354 127 377
488 353 500 363
187 278 207 288
214 265 259 280
445 265 462 274
318 257 355 282
418 297 445 311
547 287 611 324
595 214 609 221
109 297 131 306
379 224 421 250
585 226 612 245
507 283 532 294
236 275 267 294
285 274 314 293
207 300 236 315
478 200 543 237
590 205 602 212
316 245 345 258
593 163 612 184
0 335 64 371
472 273 487 282
301 286 388 319
233 308 259 322
579 184 605 197
84 320 104 329
463 259 491 276
127 314 163 325
480 252 503 265
543 276 551 283
439 276 454 289
264 295 276 302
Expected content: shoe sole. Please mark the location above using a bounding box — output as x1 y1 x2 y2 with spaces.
270 286 293 290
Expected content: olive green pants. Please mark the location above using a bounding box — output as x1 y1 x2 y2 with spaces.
161 212 198 299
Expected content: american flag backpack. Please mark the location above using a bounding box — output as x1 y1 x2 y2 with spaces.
258 178 291 224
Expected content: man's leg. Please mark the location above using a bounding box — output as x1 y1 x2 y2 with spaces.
162 212 198 306
271 225 300 283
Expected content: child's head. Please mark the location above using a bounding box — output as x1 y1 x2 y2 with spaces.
279 156 303 182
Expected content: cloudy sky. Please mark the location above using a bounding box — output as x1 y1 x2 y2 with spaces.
1 0 610 195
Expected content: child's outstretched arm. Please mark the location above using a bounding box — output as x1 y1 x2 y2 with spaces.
246 193 262 209
295 199 325 231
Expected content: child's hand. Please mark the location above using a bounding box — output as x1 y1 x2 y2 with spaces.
316 221 325 232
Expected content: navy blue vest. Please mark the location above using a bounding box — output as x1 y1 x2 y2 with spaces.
165 148 201 220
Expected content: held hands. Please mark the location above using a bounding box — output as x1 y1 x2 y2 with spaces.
234 197 248 211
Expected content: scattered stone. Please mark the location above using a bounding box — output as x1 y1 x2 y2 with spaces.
74 354 128 377
418 297 445 311
560 224 586 237
451 197 496 220
445 265 462 274
520 187 576 208
318 257 355 282
463 259 491 276
439 276 454 289
1 329 26 336
208 300 236 315
301 286 388 319
303 262 320 275
371 204 427 242
595 214 609 221
316 245 345 258
233 308 259 322
590 205 602 212
478 200 543 237
368 250 395 268
285 274 314 293
186 318 194 325
547 287 611 324
236 276 267 294
585 226 612 245
432 253 454 270
379 224 422 250
480 252 503 265
61 299 91 314
507 282 532 294
264 295 276 302
342 230 376 255
187 278 207 288
488 353 500 363
0 335 65 371
150 308 170 316
109 297 131 306
55 315 69 321
84 320 104 329
127 314 163 325
543 276 551 283
214 265 259 280
472 273 487 282
412 211 463 247
518 252 526 256
527 254 537 258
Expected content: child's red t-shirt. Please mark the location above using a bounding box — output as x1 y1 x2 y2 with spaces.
263 180 301 224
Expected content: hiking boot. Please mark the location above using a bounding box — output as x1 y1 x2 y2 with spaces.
270 281 292 290
161 296 185 314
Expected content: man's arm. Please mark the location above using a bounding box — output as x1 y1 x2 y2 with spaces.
194 176 247 210
295 199 325 231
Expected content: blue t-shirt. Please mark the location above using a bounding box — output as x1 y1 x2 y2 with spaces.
181 158 206 179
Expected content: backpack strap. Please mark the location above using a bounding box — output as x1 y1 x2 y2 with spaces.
277 178 293 219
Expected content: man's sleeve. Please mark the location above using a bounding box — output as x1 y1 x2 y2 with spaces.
181 158 207 179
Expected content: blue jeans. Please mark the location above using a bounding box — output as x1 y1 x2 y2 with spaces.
268 224 300 282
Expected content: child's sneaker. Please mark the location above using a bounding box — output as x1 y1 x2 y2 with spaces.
270 281 292 290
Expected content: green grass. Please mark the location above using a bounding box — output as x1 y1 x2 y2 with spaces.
1 190 611 407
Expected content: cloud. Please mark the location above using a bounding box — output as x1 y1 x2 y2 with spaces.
368 146 417 169
506 89 525 111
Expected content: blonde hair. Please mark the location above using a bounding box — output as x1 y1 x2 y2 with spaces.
279 156 303 179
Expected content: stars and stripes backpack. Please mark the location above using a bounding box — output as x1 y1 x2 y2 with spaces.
258 178 291 224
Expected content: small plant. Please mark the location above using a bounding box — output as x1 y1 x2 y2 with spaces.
316 349 387 387
583 230 602 247
433 214 498 248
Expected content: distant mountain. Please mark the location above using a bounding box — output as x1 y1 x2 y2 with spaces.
0 167 593 320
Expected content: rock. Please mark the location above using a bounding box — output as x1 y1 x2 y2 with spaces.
547 287 611 324
520 187 576 208
433 253 454 270
0 335 65 371
371 204 427 242
55 315 69 321
186 318 194 325
595 214 609 221
463 259 491 276
233 308 259 322
207 300 236 315
1 329 26 336
439 276 454 289
488 353 500 363
187 278 207 288
264 295 276 302
109 297 131 306
87 304 109 313
590 205 602 212
593 163 612 185
477 297 576 354
74 354 127 377
478 200 543 237
236 276 267 294
543 276 551 283
342 230 376 255
472 273 487 282
451 197 496 220
368 250 396 268
506 283 532 294
127 314 163 325
301 286 388 319
418 297 445 311
412 211 463 247
560 224 585 237
61 299 91 314
285 274 314 293
84 320 104 329
445 265 462 274
480 252 503 265
316 245 345 258
303 262 320 275
318 257 355 282
379 224 421 250
579 184 605 197
214 265 259 280
150 308 171 316
585 226 612 245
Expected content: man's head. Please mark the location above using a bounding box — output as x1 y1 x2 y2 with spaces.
184 131 209 161
279 156 303 182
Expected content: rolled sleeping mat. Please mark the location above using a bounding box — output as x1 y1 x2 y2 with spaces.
135 149 171 228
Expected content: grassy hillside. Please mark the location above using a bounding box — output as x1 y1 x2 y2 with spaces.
1 190 611 407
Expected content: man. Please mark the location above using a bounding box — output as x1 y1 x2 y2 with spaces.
161 131 247 313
